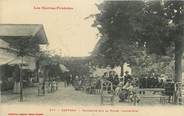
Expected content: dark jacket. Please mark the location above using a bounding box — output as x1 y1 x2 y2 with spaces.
124 74 132 85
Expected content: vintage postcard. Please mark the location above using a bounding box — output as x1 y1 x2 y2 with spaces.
0 0 184 116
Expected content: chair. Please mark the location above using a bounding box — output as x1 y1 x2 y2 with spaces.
85 78 98 94
100 80 115 105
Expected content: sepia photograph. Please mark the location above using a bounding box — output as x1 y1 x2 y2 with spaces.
0 0 184 115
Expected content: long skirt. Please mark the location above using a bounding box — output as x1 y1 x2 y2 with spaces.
119 89 129 101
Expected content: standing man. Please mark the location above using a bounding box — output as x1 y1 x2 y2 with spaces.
69 73 73 86
66 72 70 87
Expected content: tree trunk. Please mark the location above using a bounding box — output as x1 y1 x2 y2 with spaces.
173 40 183 104
120 63 124 77
20 56 23 102
36 59 40 82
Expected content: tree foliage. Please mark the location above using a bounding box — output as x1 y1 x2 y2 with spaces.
60 57 91 76
91 1 145 67
91 0 184 70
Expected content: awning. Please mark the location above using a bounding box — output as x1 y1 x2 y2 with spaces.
0 50 36 70
59 64 69 72
0 57 35 69
0 24 48 44
0 58 14 66
7 58 28 66
0 39 9 48
0 49 17 66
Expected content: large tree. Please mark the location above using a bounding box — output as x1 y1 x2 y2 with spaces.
139 1 184 104
91 1 145 75
92 0 184 104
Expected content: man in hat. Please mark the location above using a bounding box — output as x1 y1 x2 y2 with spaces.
124 71 132 85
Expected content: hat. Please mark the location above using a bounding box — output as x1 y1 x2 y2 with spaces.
125 71 129 74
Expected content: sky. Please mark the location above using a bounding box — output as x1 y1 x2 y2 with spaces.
0 0 102 57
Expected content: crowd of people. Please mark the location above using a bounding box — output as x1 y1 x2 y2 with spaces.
97 71 174 103
139 73 166 89
101 71 139 102
66 70 175 103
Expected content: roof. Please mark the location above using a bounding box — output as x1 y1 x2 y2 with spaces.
0 24 48 44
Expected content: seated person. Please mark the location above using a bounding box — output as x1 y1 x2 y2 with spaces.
123 79 133 90
118 79 140 103
112 74 120 90
124 71 132 85
118 79 133 102
115 80 124 95
102 72 109 80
